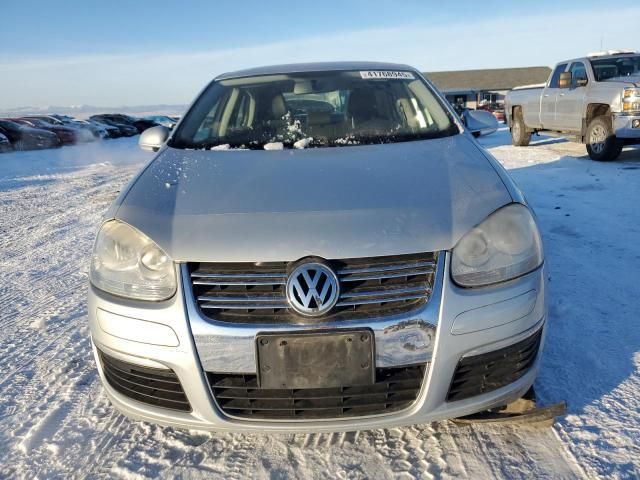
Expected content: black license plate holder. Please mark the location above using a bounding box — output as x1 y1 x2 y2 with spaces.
256 330 374 389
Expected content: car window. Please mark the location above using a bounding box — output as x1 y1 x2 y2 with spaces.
548 63 568 88
172 71 458 150
193 95 223 143
590 55 640 81
569 62 588 87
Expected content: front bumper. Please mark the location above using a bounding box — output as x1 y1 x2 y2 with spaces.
613 113 640 139
88 253 547 432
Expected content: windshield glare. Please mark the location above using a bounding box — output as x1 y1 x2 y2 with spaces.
171 71 457 150
590 55 640 82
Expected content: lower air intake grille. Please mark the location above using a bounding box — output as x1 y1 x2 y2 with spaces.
98 350 191 412
208 364 426 419
447 328 543 402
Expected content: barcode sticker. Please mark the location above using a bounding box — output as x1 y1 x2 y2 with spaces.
360 71 415 80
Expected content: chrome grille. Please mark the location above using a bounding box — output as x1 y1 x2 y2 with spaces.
189 252 437 323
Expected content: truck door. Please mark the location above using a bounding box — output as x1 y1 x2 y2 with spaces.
555 62 589 132
540 63 568 130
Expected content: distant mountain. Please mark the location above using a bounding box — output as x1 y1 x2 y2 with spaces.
0 104 188 118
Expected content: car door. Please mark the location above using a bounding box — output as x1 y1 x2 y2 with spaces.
540 63 568 130
555 62 589 131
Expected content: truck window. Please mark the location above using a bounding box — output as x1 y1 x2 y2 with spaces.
549 63 568 88
590 55 640 81
569 62 588 87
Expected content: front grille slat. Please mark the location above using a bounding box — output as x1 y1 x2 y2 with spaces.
103 364 186 394
99 350 191 412
190 252 437 324
338 268 434 282
214 385 421 401
446 329 543 402
209 365 426 419
102 370 190 405
102 357 184 387
198 295 286 302
336 294 427 307
339 285 430 299
201 302 290 310
192 272 287 279
336 260 436 275
192 279 286 286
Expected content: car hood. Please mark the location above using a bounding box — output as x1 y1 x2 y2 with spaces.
114 134 512 262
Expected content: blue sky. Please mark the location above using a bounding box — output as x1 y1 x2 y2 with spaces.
1 0 639 108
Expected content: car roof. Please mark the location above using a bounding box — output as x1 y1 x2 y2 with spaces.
215 61 418 80
560 52 639 65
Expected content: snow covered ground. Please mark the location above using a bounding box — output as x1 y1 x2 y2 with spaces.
0 131 638 479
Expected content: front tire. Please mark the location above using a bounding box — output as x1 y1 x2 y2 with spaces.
511 108 531 146
586 116 623 161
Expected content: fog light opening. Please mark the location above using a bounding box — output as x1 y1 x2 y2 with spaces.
632 119 640 129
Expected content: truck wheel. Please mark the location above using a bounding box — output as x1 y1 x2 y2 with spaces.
511 108 531 146
586 116 623 161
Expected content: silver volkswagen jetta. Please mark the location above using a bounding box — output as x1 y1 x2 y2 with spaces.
87 62 546 432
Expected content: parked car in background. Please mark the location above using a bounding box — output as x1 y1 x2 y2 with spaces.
91 114 157 133
13 118 78 145
505 50 640 161
24 115 96 143
478 101 506 123
0 119 61 150
49 115 102 140
78 119 121 139
89 115 139 137
88 62 546 433
144 115 178 128
0 131 11 153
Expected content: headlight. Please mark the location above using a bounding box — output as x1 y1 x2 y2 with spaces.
451 204 543 287
89 220 176 301
622 88 640 112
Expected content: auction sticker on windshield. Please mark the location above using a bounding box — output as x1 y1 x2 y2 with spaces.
360 71 415 80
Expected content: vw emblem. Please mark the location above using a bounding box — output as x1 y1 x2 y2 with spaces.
286 262 340 317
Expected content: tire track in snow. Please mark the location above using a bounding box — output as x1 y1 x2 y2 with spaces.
0 160 139 479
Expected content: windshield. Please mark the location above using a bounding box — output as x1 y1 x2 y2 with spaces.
170 70 458 150
590 55 640 81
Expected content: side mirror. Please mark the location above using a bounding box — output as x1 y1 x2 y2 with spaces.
558 71 572 89
576 77 588 87
139 125 170 152
463 109 499 137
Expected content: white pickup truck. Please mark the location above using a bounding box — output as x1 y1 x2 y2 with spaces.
505 50 640 161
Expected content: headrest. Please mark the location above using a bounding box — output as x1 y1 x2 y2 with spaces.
347 88 378 120
271 94 287 119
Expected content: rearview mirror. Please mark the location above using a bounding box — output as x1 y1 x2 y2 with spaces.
139 125 170 152
463 109 499 137
558 71 572 89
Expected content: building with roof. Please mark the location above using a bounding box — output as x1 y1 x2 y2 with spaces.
425 66 552 109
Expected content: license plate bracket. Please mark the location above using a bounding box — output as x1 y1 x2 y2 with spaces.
256 330 374 389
